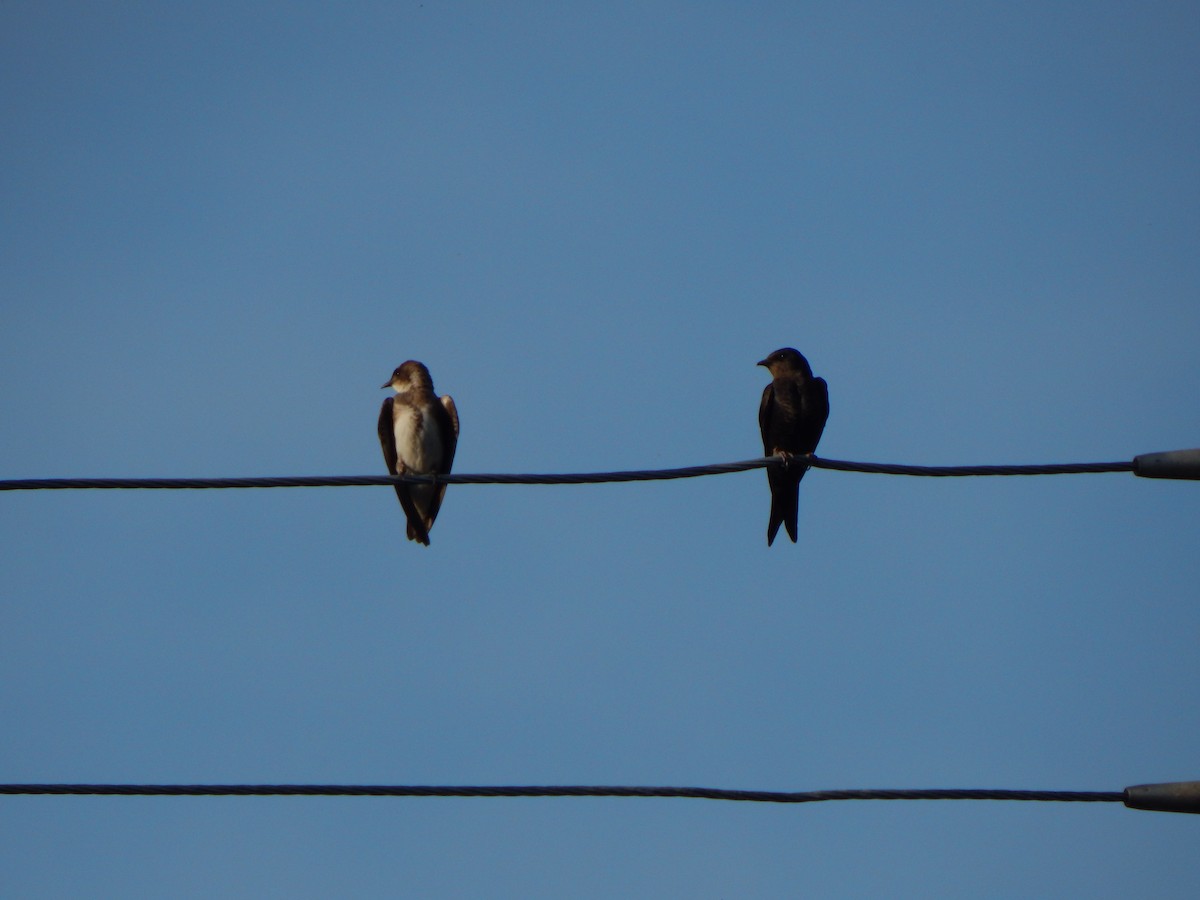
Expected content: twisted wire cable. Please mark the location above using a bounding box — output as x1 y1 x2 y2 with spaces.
0 783 1125 803
0 454 1139 492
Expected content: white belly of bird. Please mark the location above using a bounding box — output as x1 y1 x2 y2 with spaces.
394 406 443 475
394 405 442 516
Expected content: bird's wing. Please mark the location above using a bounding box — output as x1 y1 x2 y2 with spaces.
377 396 399 474
804 377 830 451
438 394 459 474
415 394 458 535
758 382 777 455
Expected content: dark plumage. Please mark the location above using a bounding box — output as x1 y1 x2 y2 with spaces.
757 348 829 546
377 361 459 546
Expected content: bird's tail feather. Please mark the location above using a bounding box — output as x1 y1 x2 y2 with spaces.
767 493 799 545
766 470 800 546
406 519 431 546
394 485 431 545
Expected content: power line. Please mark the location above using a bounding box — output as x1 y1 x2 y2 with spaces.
811 457 1130 477
3 781 1197 813
0 459 768 491
1 448 1196 492
7 781 1196 813
0 783 1125 803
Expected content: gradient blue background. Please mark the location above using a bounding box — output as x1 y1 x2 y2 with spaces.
2 3 1198 897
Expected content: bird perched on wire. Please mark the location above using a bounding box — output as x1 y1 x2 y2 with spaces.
378 361 459 545
757 347 829 546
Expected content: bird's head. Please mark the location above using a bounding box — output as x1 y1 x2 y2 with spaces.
757 347 813 378
381 360 434 394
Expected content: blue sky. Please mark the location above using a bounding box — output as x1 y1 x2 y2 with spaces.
2 2 1198 896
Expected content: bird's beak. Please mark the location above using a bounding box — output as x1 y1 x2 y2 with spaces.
756 358 769 368
380 381 392 390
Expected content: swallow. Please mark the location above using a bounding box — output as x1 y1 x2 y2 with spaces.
757 347 829 546
378 361 459 545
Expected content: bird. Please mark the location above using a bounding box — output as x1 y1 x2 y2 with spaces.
757 347 829 546
377 361 459 546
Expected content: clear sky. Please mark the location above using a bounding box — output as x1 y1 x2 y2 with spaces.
2 2 1198 897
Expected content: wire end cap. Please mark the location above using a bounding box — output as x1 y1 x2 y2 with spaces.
1132 449 1200 480
1124 781 1200 814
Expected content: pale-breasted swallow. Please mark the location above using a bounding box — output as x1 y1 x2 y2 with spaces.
758 348 829 546
377 360 459 546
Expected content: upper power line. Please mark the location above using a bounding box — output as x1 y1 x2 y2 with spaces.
2 779 1198 814
0 449 1196 492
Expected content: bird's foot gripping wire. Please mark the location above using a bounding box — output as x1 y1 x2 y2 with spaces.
771 450 813 473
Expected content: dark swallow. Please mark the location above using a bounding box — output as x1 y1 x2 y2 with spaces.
377 361 460 546
757 347 829 546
